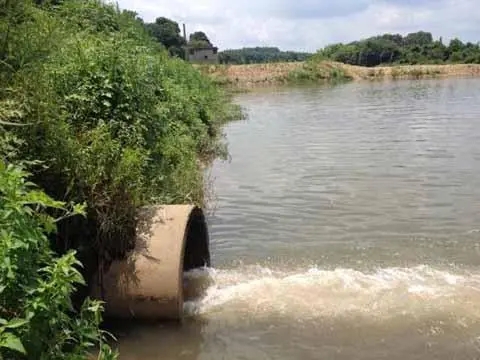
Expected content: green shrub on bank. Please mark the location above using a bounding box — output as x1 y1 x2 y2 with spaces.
284 60 352 83
0 159 117 359
1 0 239 263
1 0 241 357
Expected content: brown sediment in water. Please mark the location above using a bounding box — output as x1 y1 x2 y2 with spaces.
197 61 480 88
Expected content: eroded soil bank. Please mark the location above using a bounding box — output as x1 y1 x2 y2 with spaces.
198 61 480 88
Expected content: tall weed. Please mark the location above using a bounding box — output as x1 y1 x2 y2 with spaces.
2 0 236 263
0 159 117 359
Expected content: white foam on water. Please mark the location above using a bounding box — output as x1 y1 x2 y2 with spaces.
184 265 480 322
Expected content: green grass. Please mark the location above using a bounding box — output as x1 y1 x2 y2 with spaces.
283 61 352 84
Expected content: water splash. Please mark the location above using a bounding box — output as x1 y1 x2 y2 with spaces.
184 265 480 323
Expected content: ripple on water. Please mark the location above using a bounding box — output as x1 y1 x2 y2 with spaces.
118 79 480 360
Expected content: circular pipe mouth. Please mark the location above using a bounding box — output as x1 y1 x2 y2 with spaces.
90 205 211 321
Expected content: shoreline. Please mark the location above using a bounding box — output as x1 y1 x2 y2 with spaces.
198 62 480 88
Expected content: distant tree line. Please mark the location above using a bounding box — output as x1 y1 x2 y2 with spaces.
85 13 480 68
219 47 312 64
315 31 480 67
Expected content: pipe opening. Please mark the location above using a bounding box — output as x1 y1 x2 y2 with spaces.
183 207 210 272
90 205 212 320
182 207 211 302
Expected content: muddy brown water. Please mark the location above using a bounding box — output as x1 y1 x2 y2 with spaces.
114 79 480 360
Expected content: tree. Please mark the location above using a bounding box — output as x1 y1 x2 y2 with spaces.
121 9 144 24
448 38 464 53
188 31 212 48
145 17 186 57
219 47 312 64
314 31 480 66
404 31 433 46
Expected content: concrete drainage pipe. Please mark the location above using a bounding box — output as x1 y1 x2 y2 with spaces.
90 205 210 321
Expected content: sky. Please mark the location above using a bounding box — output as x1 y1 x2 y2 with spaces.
114 0 480 52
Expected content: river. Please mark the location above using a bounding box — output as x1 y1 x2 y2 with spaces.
115 78 480 359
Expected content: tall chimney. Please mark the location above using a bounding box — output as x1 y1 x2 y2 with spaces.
183 23 188 61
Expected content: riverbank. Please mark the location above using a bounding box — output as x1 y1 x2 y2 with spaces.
0 1 240 358
197 61 480 88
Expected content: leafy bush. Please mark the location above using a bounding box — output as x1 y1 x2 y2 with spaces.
0 159 117 359
284 61 351 83
1 0 239 265
1 1 242 357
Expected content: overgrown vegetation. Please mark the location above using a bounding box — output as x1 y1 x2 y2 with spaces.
219 47 312 64
0 160 117 359
283 60 351 83
1 0 241 357
315 31 480 67
188 31 215 49
144 16 187 58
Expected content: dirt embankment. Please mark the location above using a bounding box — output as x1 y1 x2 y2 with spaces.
198 62 302 86
198 62 480 88
348 63 480 80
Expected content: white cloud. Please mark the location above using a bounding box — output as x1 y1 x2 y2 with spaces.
114 0 480 51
